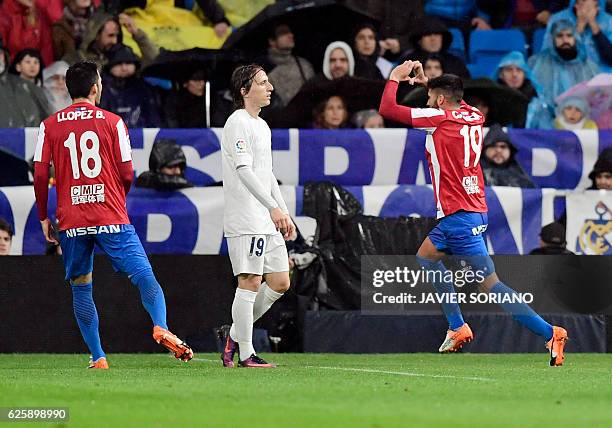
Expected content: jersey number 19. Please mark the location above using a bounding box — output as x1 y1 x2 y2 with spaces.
459 124 483 168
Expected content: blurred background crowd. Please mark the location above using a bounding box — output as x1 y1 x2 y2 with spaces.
1 0 610 133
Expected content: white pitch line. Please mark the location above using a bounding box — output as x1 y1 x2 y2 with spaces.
306 366 493 382
192 357 221 363
187 357 493 381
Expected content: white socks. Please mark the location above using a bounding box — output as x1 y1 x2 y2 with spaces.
231 288 257 360
230 282 284 361
253 282 284 321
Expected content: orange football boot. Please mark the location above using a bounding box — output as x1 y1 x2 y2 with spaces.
88 357 109 369
438 323 474 353
153 326 194 362
546 326 568 367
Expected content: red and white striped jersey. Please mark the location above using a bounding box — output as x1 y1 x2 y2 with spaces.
378 80 488 218
410 102 488 218
34 102 133 230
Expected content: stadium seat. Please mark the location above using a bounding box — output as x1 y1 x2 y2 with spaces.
531 28 546 55
469 29 527 65
466 61 500 78
447 27 466 61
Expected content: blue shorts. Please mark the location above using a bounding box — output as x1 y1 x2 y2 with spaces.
59 224 151 281
428 211 495 275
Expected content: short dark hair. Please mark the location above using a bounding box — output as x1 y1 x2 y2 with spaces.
8 48 44 84
0 218 13 238
230 64 264 109
66 61 99 99
427 74 463 104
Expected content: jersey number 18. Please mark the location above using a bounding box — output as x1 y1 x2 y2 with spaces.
63 131 102 179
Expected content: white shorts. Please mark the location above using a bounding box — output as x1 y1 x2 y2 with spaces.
227 232 289 276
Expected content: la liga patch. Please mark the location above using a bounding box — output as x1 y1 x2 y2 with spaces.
235 139 247 154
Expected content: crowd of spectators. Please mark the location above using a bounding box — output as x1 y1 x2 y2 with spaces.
0 0 609 131
0 0 611 190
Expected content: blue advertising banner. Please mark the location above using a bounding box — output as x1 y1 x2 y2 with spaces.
0 185 563 255
1 128 610 190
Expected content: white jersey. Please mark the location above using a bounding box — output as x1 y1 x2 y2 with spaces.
221 109 277 237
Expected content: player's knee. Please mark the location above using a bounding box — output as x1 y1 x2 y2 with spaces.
272 277 290 293
416 255 438 269
478 272 499 292
237 274 262 291
71 273 92 285
130 268 156 287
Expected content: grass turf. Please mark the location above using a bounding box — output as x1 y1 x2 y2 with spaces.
1 353 611 428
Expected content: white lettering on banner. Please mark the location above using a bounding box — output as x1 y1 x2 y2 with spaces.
65 224 121 238
271 128 300 185
25 127 39 162
130 128 160 178
575 129 600 190
490 186 523 254
146 213 173 242
18 128 612 188
182 187 225 254
0 185 562 255
368 128 408 185
362 185 399 216
324 146 350 176
531 147 557 178
541 189 563 227
181 144 222 182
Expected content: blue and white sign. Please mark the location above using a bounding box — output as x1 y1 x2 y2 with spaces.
1 128 610 189
0 185 566 255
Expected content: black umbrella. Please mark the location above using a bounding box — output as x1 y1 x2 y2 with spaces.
274 76 386 128
222 0 379 71
401 78 530 127
141 48 244 127
141 47 245 88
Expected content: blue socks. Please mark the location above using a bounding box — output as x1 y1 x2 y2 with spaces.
416 257 554 341
131 269 168 329
71 282 105 361
72 271 169 361
416 256 465 330
490 282 554 341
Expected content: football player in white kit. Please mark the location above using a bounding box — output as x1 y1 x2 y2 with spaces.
219 64 295 368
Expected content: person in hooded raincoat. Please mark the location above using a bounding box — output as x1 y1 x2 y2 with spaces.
42 60 72 112
544 0 612 71
554 94 599 129
493 50 554 128
530 18 599 103
135 138 194 190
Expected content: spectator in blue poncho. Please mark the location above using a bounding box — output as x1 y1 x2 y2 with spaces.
543 0 612 71
530 19 599 103
424 0 491 31
493 51 554 128
554 95 599 129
